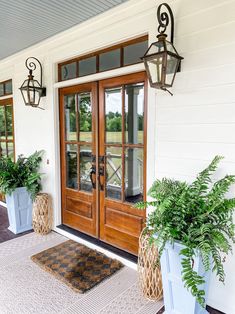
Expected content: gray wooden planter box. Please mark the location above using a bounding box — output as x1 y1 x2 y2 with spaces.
6 187 33 234
161 241 210 314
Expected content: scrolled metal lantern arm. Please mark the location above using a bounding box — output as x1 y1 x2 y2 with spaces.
25 57 43 87
157 2 174 44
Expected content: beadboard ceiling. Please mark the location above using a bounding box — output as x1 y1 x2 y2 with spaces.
0 0 128 60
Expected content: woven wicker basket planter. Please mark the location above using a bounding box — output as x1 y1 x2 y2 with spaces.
33 193 52 235
138 229 163 301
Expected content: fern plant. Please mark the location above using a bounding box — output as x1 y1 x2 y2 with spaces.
136 156 235 307
0 151 43 200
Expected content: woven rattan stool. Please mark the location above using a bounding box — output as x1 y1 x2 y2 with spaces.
33 193 52 235
138 229 163 301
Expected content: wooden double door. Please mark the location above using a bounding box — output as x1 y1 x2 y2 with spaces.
60 72 147 255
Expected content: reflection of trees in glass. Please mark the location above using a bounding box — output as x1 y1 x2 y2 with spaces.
124 112 143 131
106 112 122 132
67 151 78 189
0 107 5 138
0 104 14 158
79 96 92 132
6 106 13 136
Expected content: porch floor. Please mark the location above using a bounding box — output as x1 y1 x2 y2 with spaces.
0 206 223 314
0 230 163 314
0 205 32 243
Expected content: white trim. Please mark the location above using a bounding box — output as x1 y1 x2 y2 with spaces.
0 201 7 208
0 95 13 101
54 226 137 270
54 63 145 88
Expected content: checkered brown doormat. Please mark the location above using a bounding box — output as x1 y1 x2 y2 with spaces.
31 240 124 293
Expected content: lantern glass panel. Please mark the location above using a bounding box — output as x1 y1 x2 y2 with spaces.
146 55 164 85
165 41 178 54
146 41 165 56
165 54 180 86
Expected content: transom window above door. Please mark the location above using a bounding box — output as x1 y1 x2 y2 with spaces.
58 36 148 81
0 79 12 97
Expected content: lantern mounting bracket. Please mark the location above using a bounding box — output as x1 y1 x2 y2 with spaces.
157 2 174 44
25 57 46 97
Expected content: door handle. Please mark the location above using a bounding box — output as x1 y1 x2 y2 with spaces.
90 165 96 189
98 163 104 191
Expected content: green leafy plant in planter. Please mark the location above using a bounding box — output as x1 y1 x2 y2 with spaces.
136 156 235 307
0 150 43 200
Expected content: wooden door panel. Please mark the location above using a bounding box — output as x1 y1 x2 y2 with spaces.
105 207 144 237
66 196 92 218
99 72 147 255
60 82 98 237
101 225 142 254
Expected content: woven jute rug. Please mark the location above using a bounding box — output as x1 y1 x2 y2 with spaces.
31 239 124 293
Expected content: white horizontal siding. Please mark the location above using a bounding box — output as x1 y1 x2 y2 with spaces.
157 142 235 162
155 1 235 313
157 124 234 143
157 103 235 124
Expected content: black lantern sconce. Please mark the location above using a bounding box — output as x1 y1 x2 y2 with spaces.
19 57 46 109
142 3 183 95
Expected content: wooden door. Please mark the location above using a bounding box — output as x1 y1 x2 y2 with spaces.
60 73 147 255
99 72 147 255
60 83 98 237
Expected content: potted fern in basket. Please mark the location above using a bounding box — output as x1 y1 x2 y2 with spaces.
0 151 43 234
137 156 235 314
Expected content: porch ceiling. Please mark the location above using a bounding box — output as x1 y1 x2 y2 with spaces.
0 0 128 61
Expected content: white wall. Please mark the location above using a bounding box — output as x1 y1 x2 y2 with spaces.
0 0 235 312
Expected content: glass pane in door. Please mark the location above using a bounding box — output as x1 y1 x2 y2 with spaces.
6 105 13 139
125 83 144 144
105 88 122 144
125 148 143 203
79 145 92 193
66 144 78 189
7 142 14 160
64 95 77 141
106 146 122 200
78 93 92 142
0 142 7 157
0 106 6 140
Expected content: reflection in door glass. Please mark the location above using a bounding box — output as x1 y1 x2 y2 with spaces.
125 83 144 144
66 144 78 189
0 142 7 157
79 145 92 193
0 106 6 140
64 95 77 141
78 93 92 142
105 88 122 144
6 105 13 139
7 142 14 160
106 147 122 200
125 148 143 203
